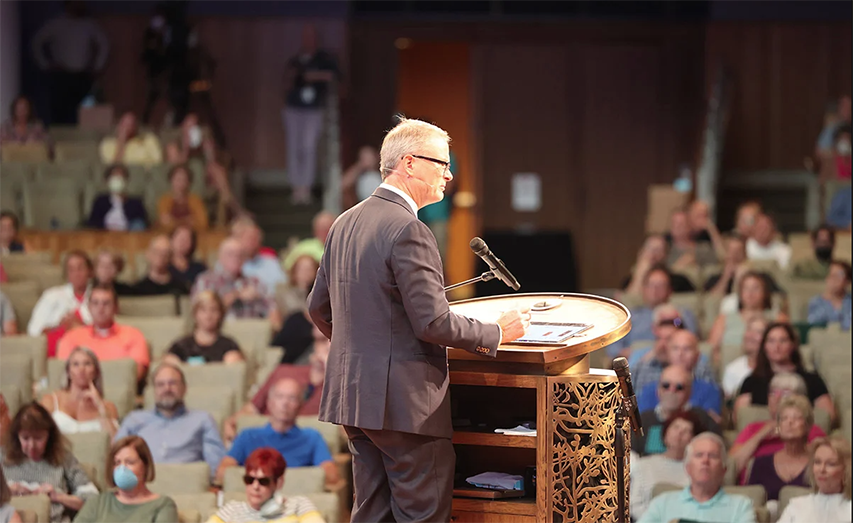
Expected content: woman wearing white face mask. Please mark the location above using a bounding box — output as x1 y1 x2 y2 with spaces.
164 113 216 166
156 164 209 231
87 164 149 231
73 436 177 523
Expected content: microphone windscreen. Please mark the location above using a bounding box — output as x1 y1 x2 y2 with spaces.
469 237 487 255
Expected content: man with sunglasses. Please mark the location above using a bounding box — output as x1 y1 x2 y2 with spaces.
308 117 530 523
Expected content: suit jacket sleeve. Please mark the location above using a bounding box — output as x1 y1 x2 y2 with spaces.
392 220 500 355
307 260 332 339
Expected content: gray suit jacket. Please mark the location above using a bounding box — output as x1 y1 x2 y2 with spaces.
307 187 501 438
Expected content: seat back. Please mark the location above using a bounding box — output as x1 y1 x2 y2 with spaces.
1 354 33 402
116 315 187 361
65 431 111 489
148 462 211 495
118 295 180 317
298 415 344 454
0 335 47 383
182 362 248 404
236 414 270 434
1 143 49 163
22 178 84 230
170 492 217 518
778 485 812 517
9 495 50 523
736 405 771 433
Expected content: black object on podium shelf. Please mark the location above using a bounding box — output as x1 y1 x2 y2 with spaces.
473 231 578 297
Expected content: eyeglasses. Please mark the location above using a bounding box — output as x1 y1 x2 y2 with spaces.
243 475 273 487
657 318 684 329
408 154 450 174
660 382 685 392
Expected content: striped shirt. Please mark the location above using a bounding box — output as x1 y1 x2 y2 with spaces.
207 496 323 523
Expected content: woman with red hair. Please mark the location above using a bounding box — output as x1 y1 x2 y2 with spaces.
207 447 324 523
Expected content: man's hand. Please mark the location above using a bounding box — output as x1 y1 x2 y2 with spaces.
497 307 531 344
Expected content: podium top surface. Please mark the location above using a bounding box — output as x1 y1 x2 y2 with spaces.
448 292 630 364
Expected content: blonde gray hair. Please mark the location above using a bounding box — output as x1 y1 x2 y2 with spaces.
808 436 852 499
379 117 449 179
652 303 680 324
769 372 807 396
685 432 727 465
775 393 814 433
63 347 104 396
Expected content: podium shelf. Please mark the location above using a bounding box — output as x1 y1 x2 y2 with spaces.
452 497 537 516
452 431 537 449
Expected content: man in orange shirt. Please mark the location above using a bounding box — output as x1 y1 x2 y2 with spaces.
57 283 149 382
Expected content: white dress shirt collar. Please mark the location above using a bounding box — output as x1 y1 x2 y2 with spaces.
379 183 418 216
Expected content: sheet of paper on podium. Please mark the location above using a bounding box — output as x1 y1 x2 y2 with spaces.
512 322 592 345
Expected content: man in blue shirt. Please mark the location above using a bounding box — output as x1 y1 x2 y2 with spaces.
215 377 337 485
115 363 226 481
233 217 287 291
638 433 755 523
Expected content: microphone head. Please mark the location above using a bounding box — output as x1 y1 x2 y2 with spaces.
612 357 629 374
469 237 488 255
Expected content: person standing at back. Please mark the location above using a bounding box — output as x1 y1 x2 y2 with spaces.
307 117 530 522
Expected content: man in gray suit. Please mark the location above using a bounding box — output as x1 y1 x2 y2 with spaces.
308 117 529 522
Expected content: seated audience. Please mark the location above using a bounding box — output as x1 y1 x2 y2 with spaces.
87 164 148 231
192 238 280 324
638 432 755 523
730 373 825 477
1 403 98 523
637 330 722 418
164 291 243 365
721 317 769 400
0 212 28 254
57 284 149 383
665 209 718 270
168 225 208 288
163 114 216 167
609 266 699 359
826 124 851 181
777 436 851 523
341 145 382 208
207 447 325 523
619 235 695 297
827 185 852 231
91 249 134 296
131 235 188 296
705 235 746 296
815 96 851 161
98 112 162 166
792 226 836 280
73 436 178 522
232 218 286 291
807 260 852 330
0 467 23 523
39 347 119 437
0 291 18 336
276 254 320 319
0 395 9 442
746 214 792 270
686 200 724 249
735 322 835 424
630 411 704 521
27 251 93 357
283 212 334 272
215 378 337 486
629 305 714 394
733 200 763 239
744 394 813 510
271 310 315 365
0 95 49 148
115 364 226 481
632 365 720 457
226 326 330 441
156 164 209 232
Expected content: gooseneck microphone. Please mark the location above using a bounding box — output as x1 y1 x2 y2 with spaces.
469 237 520 291
612 357 644 436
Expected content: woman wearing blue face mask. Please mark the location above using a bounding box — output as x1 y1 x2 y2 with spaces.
73 436 177 523
86 164 149 231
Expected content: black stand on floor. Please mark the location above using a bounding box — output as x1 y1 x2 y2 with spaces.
614 406 627 523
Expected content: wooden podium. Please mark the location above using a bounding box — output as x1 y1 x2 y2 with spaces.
447 293 631 523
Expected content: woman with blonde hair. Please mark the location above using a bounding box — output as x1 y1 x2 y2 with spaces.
0 467 23 523
777 436 851 522
164 290 243 365
39 347 119 437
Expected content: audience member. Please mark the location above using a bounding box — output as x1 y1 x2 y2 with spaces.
704 236 748 297
630 410 704 520
721 317 769 399
733 201 763 239
1 403 98 523
746 214 792 270
0 292 18 336
31 1 109 125
215 378 337 486
163 114 217 167
131 235 188 296
0 95 49 148
232 218 286 290
57 284 149 383
824 124 852 181
638 432 755 523
276 254 319 319
115 364 226 481
39 347 119 437
192 238 279 324
73 436 178 522
730 373 825 477
168 225 208 288
225 327 329 441
0 212 28 254
87 164 149 231
0 395 9 445
91 249 134 296
99 112 162 166
708 271 783 358
609 266 699 359
271 310 315 365
0 264 6 284
777 436 851 523
282 24 339 205
27 251 93 356
815 97 852 160
792 225 836 280
0 467 23 523
734 322 835 424
827 184 852 231
619 235 695 297
207 447 325 523
636 330 722 418
633 365 720 457
686 200 725 252
665 209 718 271
157 164 209 232
283 212 335 273
808 260 852 330
341 145 382 208
164 291 243 365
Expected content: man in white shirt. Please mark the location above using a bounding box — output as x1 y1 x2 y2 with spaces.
745 214 792 270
